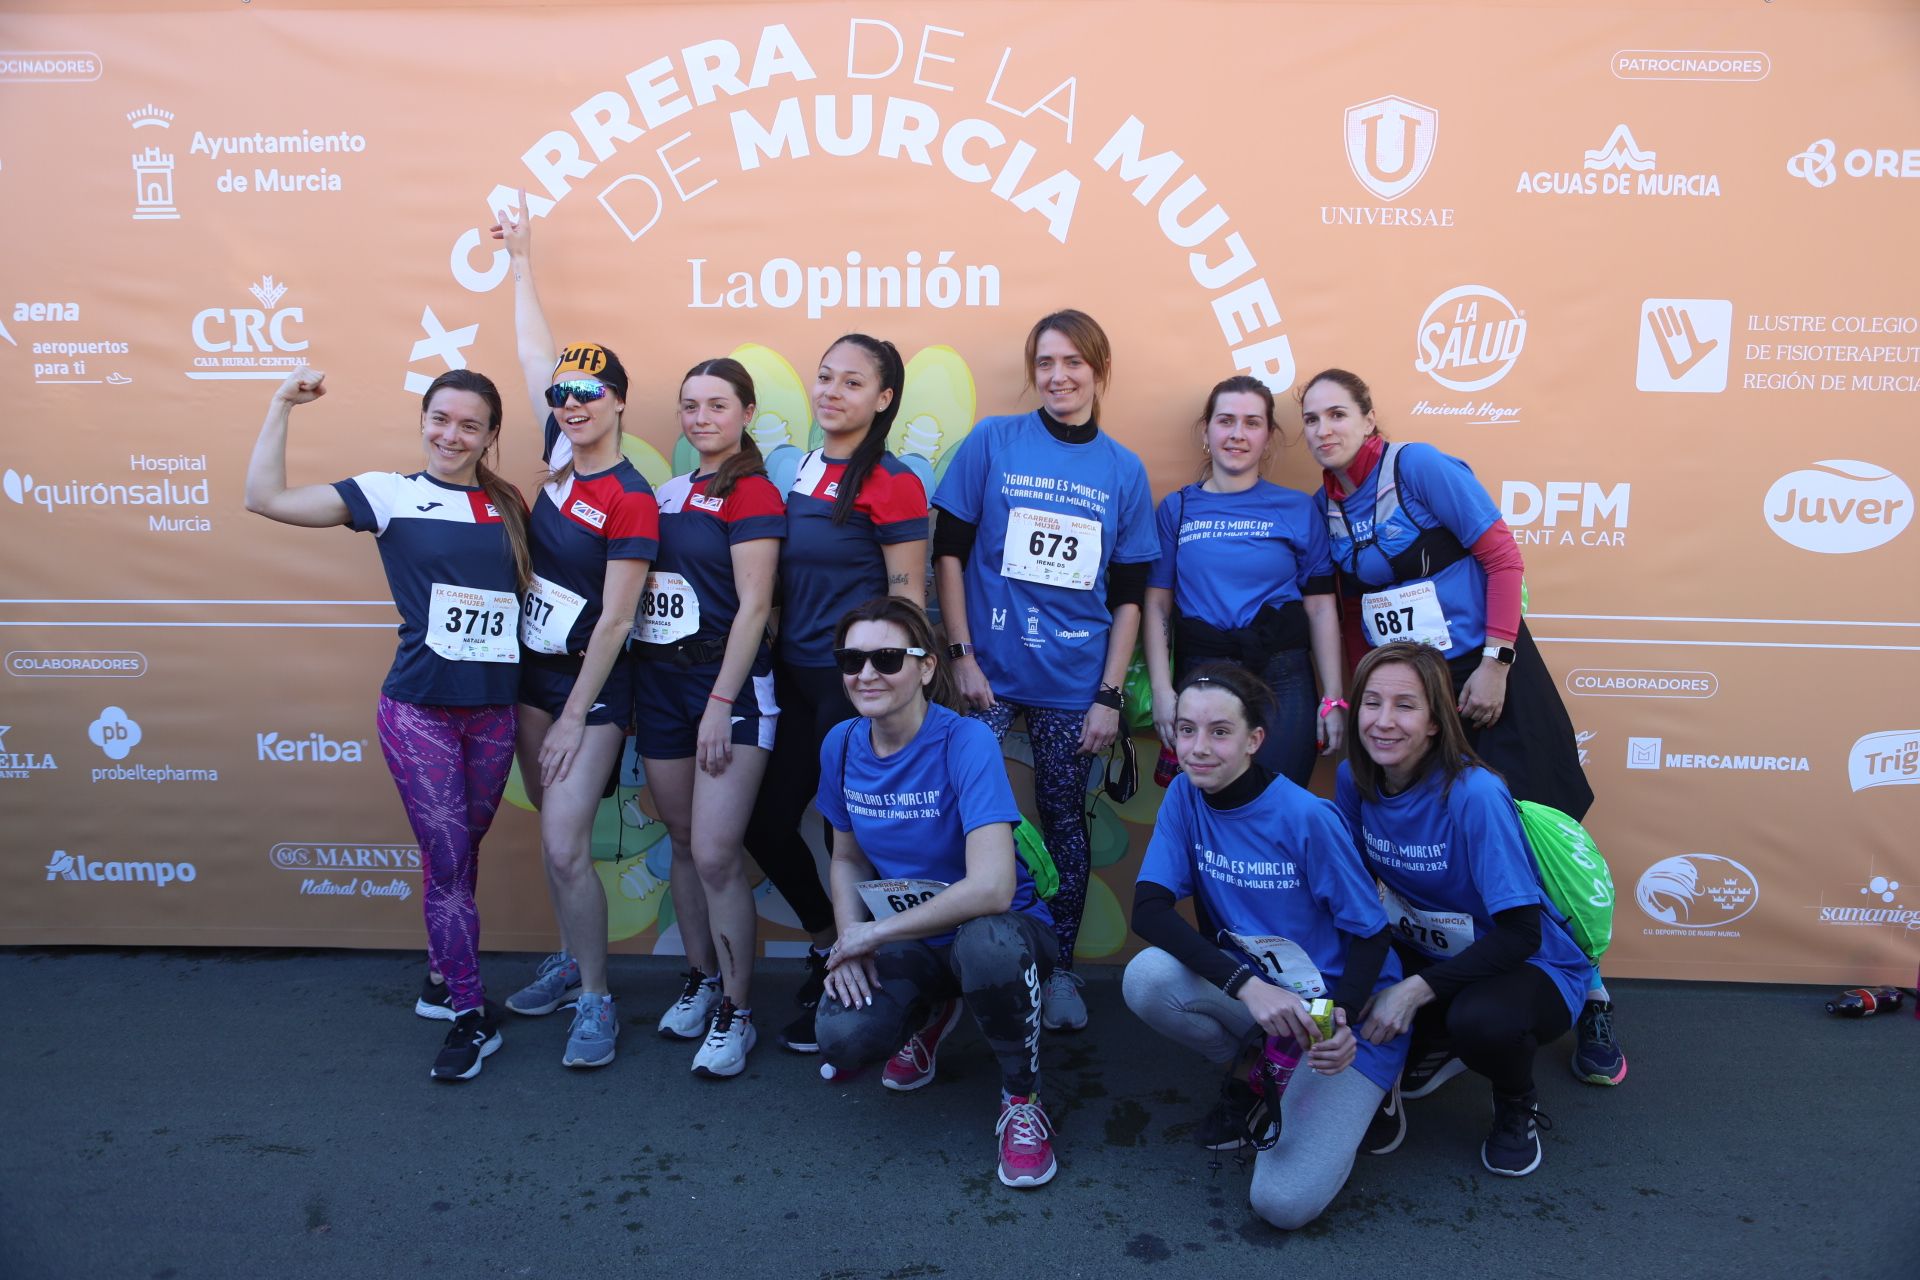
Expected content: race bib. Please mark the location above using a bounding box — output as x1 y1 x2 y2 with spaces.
520 573 587 655
1378 883 1476 958
1226 931 1327 998
425 583 519 664
634 571 700 644
1001 506 1102 592
1361 579 1452 649
856 878 948 919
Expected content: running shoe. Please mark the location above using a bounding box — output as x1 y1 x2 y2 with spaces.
1571 999 1628 1086
413 974 456 1022
658 968 722 1040
504 952 582 1017
561 992 618 1069
996 1095 1057 1188
884 999 965 1092
1365 1074 1407 1156
430 1004 502 1082
691 999 756 1078
1482 1089 1553 1177
1040 969 1088 1032
1193 1076 1272 1152
779 949 831 1053
1400 1038 1468 1099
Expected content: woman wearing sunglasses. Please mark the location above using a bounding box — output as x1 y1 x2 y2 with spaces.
490 204 659 1072
931 309 1158 1034
813 597 1061 1190
635 355 787 1078
245 364 533 1082
744 333 929 1056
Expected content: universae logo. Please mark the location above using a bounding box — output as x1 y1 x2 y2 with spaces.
1344 96 1439 201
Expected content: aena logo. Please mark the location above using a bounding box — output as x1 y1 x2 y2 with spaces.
256 731 365 764
1414 286 1526 392
88 706 141 760
1636 854 1759 928
1763 460 1911 554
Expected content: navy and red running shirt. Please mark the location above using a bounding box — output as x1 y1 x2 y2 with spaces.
777 449 928 667
647 469 786 647
526 416 660 656
333 471 523 707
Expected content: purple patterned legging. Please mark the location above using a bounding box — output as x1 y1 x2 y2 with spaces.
375 696 517 1013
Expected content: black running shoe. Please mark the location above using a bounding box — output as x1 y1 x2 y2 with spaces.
780 950 830 1053
1482 1089 1553 1177
1194 1077 1272 1152
1365 1075 1407 1156
430 1004 502 1082
1400 1037 1467 1099
413 974 456 1022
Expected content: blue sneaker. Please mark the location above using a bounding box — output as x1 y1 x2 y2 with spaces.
562 991 618 1069
506 952 582 1016
1571 1000 1628 1085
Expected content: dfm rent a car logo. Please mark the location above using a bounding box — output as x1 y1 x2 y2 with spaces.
1788 139 1920 190
46 849 196 887
1850 731 1920 792
256 731 365 763
1500 481 1629 548
1764 460 1911 554
1414 286 1526 392
88 706 141 760
1636 854 1759 929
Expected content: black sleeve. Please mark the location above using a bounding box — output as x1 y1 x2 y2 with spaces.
931 507 977 563
1329 926 1391 1019
1412 903 1541 1002
1302 574 1336 597
1106 559 1151 610
1131 880 1244 991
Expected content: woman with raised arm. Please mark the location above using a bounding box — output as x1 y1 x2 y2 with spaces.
245 364 531 1082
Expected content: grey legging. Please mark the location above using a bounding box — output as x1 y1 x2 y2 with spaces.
1122 946 1385 1230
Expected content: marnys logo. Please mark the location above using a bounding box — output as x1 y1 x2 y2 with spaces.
1500 481 1628 549
1849 730 1920 792
1763 460 1911 555
1322 95 1452 228
1625 736 1809 773
85 706 219 785
256 731 366 764
46 849 197 887
1410 287 1526 424
1811 861 1918 933
1636 298 1732 393
1516 125 1721 199
1637 853 1758 935
0 724 57 779
187 274 308 381
1787 139 1920 190
269 842 422 875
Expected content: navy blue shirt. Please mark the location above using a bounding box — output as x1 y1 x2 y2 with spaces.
525 417 659 655
777 449 927 667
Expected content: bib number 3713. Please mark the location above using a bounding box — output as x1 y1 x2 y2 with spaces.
426 583 519 663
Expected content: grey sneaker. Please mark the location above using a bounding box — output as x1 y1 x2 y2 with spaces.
1040 969 1088 1032
562 992 618 1069
690 999 757 1078
505 952 581 1017
658 968 722 1040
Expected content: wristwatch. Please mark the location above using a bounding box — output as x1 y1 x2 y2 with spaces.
1482 643 1517 666
947 642 975 660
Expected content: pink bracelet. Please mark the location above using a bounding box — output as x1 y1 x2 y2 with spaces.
708 693 733 706
1318 697 1348 719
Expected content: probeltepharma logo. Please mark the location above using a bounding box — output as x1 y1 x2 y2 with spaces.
1636 854 1759 936
1500 481 1629 549
45 849 197 887
1516 125 1721 199
1849 730 1920 792
86 706 219 785
1788 140 1920 190
1763 460 1911 555
1636 298 1732 393
1625 736 1808 774
0 724 57 780
1409 285 1526 425
187 275 308 381
1 459 211 534
256 731 366 764
1322 95 1452 228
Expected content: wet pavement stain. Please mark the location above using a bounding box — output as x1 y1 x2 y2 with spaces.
1105 1098 1152 1147
1123 1232 1172 1262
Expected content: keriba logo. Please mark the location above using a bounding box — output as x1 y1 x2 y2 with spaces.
256 731 365 763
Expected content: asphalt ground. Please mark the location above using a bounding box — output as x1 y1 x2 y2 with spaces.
2 949 1915 1280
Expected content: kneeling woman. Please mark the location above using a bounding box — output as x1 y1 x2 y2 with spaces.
1340 641 1591 1178
814 597 1061 1190
1123 661 1406 1230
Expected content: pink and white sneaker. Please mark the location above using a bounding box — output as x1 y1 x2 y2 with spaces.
883 999 965 1092
996 1094 1057 1188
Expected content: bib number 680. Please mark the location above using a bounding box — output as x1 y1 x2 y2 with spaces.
887 888 940 913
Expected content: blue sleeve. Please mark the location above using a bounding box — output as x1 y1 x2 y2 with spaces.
1450 769 1543 916
931 420 992 523
333 476 379 534
1297 493 1333 589
1114 454 1161 563
947 719 1023 834
1399 443 1500 547
815 723 854 833
1146 495 1178 590
1299 799 1388 938
1136 778 1195 900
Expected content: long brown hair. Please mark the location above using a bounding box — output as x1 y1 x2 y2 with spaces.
833 596 956 711
1195 374 1280 485
1344 641 1492 802
422 369 530 593
682 357 765 500
1023 309 1112 421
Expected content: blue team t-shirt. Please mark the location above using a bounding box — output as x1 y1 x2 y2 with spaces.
1147 480 1333 630
1139 772 1409 1092
650 470 786 646
778 449 928 667
528 417 660 655
1334 761 1590 1018
817 702 1051 947
1315 442 1501 656
333 471 523 707
932 412 1158 709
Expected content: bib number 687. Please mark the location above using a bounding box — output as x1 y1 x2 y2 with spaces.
1372 606 1416 637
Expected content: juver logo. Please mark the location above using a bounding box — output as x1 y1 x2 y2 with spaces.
1414 286 1526 392
1636 299 1731 392
1763 461 1911 554
1344 96 1439 201
1636 854 1759 928
88 706 142 760
1849 731 1920 792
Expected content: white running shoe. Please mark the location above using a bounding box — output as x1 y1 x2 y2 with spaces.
658 968 722 1040
691 999 757 1079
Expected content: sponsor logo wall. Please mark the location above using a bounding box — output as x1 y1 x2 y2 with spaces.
1 1 1914 985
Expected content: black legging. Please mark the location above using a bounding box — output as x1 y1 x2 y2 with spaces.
1448 620 1594 821
742 661 849 936
1398 947 1572 1096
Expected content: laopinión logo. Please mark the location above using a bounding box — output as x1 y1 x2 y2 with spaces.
1409 285 1526 425
1636 853 1759 936
256 731 366 764
1810 860 1918 933
1515 124 1721 198
1787 139 1920 190
186 274 308 382
0 723 57 779
1763 460 1911 555
45 848 197 887
86 706 219 785
1321 95 1452 228
1625 736 1808 773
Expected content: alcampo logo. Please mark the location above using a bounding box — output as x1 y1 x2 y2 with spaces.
88 705 141 760
1414 285 1527 392
256 731 365 764
1849 730 1920 792
1763 460 1911 555
1636 854 1759 930
46 849 197 887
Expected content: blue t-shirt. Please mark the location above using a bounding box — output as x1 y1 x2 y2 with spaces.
777 449 928 667
817 702 1051 946
1147 481 1333 630
1334 761 1589 1018
1139 773 1409 1092
1314 442 1500 656
333 471 522 707
528 417 660 654
932 412 1158 709
650 471 786 645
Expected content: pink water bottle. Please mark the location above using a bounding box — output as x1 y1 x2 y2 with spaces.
1250 1035 1302 1099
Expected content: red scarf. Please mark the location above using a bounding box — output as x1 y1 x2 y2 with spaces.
1322 434 1386 499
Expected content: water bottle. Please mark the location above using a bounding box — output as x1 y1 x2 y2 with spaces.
1154 746 1179 788
1250 1035 1302 1099
1824 986 1905 1017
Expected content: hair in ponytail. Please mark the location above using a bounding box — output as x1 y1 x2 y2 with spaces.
682 357 765 501
421 369 530 592
821 334 906 525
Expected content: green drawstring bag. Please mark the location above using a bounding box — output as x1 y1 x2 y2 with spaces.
1515 800 1613 962
1122 649 1155 733
1014 818 1059 901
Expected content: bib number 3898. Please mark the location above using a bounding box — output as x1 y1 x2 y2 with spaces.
426 583 519 664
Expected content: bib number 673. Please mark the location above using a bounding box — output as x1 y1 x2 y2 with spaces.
1027 530 1078 561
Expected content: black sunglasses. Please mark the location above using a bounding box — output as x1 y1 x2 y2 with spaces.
544 378 612 408
833 646 928 676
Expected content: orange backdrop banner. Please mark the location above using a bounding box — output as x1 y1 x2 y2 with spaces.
2 1 1916 984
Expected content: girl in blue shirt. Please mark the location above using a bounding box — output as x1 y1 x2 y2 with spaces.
1124 661 1405 1229
1338 641 1590 1177
1143 376 1346 788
